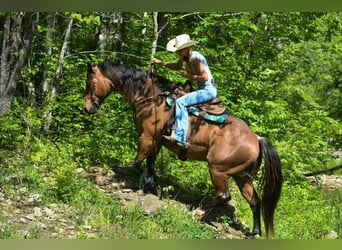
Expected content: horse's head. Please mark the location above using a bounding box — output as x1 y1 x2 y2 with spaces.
83 63 113 114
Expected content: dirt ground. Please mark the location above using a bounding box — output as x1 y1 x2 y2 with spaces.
0 164 247 239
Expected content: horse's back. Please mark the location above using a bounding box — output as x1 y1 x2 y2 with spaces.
204 115 258 145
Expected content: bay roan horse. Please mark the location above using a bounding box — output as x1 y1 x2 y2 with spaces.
83 61 282 238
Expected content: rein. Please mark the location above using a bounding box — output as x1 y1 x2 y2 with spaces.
131 63 169 109
90 78 99 108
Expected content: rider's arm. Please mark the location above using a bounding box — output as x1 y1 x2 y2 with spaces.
151 58 183 70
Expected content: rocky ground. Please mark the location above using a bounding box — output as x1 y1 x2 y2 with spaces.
2 163 340 239
0 165 246 239
306 174 342 189
0 190 81 238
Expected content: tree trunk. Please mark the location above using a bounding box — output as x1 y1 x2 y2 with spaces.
0 12 39 115
41 12 57 132
54 16 73 92
151 12 158 56
156 12 168 51
0 12 12 95
41 13 57 95
43 15 73 132
96 12 123 52
151 12 169 56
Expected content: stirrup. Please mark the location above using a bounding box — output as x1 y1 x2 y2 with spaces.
176 141 190 149
162 128 175 143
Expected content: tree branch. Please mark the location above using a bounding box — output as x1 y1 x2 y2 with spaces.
304 165 342 177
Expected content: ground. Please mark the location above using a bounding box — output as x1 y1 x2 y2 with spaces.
2 162 340 239
0 164 247 239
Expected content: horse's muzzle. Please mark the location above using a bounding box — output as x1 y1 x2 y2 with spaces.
84 103 98 114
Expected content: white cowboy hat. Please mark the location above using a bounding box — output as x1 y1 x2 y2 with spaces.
166 34 199 52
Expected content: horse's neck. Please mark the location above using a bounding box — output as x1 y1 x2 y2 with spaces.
119 75 161 104
133 95 169 135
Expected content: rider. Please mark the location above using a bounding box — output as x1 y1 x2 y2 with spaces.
151 34 217 148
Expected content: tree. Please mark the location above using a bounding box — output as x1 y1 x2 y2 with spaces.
0 12 39 115
42 14 73 131
96 12 123 52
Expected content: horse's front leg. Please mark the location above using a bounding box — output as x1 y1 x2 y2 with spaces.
141 155 159 194
134 134 160 195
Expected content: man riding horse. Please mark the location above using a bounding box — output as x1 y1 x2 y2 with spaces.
152 34 217 149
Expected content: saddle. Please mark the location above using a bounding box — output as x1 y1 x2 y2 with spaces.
169 81 230 120
166 95 230 123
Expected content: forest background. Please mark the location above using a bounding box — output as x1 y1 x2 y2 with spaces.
0 12 341 239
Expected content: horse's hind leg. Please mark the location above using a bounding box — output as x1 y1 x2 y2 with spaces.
233 175 261 238
204 167 231 209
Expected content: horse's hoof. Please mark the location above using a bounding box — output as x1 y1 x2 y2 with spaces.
143 185 158 195
245 233 260 239
245 233 255 239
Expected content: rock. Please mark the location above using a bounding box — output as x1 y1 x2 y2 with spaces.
24 193 42 206
327 230 338 239
192 207 206 220
307 174 342 189
18 229 30 238
141 194 167 215
25 214 35 221
95 175 108 186
19 187 27 193
332 150 342 158
43 207 55 219
20 218 28 224
122 188 133 193
33 207 43 217
111 182 121 189
137 190 144 196
0 164 247 239
37 222 47 230
75 168 89 177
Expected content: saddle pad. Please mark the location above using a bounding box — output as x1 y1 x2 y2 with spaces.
188 106 229 123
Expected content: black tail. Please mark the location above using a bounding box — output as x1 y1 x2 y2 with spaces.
258 137 283 238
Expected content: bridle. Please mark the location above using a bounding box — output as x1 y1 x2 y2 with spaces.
90 78 99 108
88 70 116 108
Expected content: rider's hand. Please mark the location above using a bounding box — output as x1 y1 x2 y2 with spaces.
180 70 189 78
151 58 162 65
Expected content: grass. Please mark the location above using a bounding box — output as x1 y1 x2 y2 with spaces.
0 136 341 239
0 145 217 239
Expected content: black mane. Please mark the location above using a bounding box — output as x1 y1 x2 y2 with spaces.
96 62 176 95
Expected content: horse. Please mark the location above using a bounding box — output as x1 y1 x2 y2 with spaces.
83 61 282 238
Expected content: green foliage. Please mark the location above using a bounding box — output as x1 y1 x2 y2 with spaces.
152 205 214 239
0 99 27 150
1 12 342 239
230 181 341 239
46 162 80 202
275 184 341 239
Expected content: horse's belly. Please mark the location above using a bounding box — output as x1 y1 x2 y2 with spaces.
162 142 208 161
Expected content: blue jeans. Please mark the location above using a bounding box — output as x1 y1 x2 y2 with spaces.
174 83 217 144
